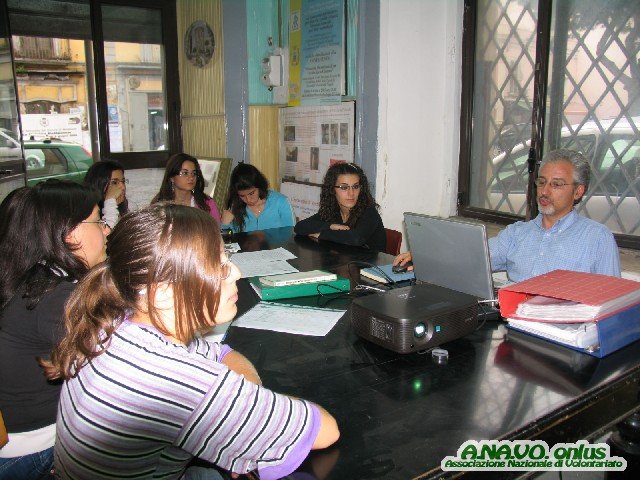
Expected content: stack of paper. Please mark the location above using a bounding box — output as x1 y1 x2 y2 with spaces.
507 318 599 349
515 288 640 322
231 247 299 278
500 270 640 323
500 271 640 356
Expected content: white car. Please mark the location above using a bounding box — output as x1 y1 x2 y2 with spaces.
488 118 640 236
0 127 21 161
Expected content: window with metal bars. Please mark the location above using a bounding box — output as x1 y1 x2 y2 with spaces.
458 0 640 249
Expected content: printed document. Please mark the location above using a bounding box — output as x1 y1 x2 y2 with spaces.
233 302 345 336
224 242 241 253
507 318 599 349
231 248 299 278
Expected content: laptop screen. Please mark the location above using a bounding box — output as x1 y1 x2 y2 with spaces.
404 213 495 300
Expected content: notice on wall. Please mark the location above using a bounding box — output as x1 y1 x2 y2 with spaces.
280 181 321 220
280 102 354 185
21 113 83 145
289 0 343 106
279 102 353 220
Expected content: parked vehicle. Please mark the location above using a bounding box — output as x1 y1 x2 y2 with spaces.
24 139 93 186
2 131 93 186
0 127 21 160
488 117 640 235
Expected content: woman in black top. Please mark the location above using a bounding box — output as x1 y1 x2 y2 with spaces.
295 163 386 251
0 180 107 479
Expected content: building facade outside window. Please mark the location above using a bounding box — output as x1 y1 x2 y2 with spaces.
5 0 179 173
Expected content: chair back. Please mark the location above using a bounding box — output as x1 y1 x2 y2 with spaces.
0 410 8 448
384 228 402 256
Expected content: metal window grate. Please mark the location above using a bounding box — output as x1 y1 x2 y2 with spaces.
469 0 640 237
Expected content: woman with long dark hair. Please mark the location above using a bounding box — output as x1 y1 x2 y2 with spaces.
83 159 129 228
221 163 295 232
152 153 221 222
43 203 339 479
294 162 386 251
0 180 107 479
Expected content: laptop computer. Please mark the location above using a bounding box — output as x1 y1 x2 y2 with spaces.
403 213 497 303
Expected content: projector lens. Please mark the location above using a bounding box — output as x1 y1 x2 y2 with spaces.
414 322 426 338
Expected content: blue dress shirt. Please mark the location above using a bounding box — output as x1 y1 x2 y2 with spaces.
488 210 621 282
227 190 295 233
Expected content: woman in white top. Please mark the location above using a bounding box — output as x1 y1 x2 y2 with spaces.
84 159 129 229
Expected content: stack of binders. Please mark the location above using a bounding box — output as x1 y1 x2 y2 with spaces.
499 270 640 357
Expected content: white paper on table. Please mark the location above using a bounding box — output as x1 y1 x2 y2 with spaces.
233 302 345 336
232 247 296 262
200 322 231 343
231 248 299 278
234 260 298 278
224 242 241 253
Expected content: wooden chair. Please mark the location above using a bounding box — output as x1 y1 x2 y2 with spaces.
1 409 8 448
384 228 402 256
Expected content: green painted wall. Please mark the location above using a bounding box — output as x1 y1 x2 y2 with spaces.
246 0 279 104
246 0 358 105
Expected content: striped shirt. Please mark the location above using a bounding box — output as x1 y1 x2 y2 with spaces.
54 320 319 479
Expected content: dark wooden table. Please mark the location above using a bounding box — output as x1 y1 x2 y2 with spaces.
223 227 640 480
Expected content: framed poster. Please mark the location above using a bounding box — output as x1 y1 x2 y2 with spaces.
198 157 232 208
279 102 354 185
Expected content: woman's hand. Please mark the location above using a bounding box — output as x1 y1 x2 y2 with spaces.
105 183 124 203
329 224 350 231
393 251 414 271
221 210 234 224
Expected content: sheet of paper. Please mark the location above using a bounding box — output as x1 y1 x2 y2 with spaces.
200 322 231 343
232 247 296 261
231 248 298 278
233 302 345 336
234 260 298 278
224 242 241 253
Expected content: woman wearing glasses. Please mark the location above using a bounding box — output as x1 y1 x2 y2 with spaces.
152 153 221 223
84 159 129 229
295 162 386 251
221 162 295 232
43 204 339 479
0 180 108 479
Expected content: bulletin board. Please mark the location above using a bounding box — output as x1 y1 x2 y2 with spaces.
279 101 354 220
279 102 354 185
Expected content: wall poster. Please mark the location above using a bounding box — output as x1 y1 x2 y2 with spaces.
279 102 354 220
289 0 344 106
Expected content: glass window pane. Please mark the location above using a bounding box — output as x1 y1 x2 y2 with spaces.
468 0 539 216
13 36 95 158
102 5 166 153
544 0 640 235
0 32 24 201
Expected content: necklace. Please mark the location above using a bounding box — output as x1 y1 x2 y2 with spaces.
251 200 266 216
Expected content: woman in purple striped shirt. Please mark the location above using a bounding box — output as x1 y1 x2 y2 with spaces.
43 203 339 480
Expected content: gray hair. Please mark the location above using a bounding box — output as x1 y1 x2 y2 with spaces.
541 149 591 192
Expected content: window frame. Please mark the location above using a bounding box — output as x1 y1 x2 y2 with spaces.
457 0 638 249
90 0 181 169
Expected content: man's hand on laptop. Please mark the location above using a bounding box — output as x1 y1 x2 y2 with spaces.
393 252 414 272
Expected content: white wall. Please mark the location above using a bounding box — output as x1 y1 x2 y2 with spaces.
376 0 464 249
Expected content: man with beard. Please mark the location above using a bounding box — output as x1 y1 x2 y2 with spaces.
487 149 620 282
